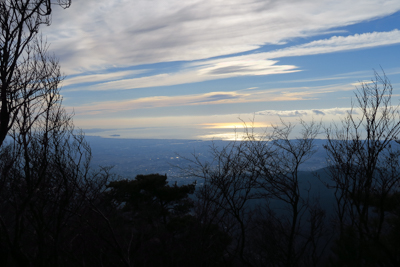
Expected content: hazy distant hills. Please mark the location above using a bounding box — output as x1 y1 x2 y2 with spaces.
86 136 329 184
87 136 341 218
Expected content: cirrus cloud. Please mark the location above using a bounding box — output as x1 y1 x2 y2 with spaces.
46 0 400 74
63 29 400 91
256 107 357 117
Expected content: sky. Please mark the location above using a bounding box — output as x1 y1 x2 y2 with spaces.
42 0 400 140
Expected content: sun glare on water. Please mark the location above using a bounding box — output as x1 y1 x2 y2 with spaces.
200 122 269 129
197 122 269 140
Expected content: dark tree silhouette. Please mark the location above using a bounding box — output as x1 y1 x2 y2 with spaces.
324 71 400 266
87 174 229 267
250 120 329 267
0 87 113 266
186 120 329 267
0 0 71 147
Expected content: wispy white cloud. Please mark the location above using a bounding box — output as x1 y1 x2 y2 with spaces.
256 107 356 117
68 82 353 115
70 30 398 91
190 30 400 68
71 91 245 115
69 60 298 91
263 30 400 58
63 69 148 87
257 110 309 117
46 0 400 74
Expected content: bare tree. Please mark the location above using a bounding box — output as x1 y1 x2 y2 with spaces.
0 29 116 265
248 120 329 267
324 70 400 266
0 0 71 147
185 120 328 267
0 85 114 266
186 138 260 266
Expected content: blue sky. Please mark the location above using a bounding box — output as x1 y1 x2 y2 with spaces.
43 0 400 139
